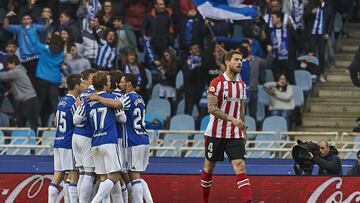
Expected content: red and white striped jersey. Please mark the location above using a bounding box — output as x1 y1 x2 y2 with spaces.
204 72 247 139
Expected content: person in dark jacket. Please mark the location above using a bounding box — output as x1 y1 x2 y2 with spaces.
309 140 342 176
348 47 360 87
141 0 175 56
347 150 360 176
304 0 335 83
58 11 82 43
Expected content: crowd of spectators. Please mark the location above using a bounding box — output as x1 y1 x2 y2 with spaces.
0 0 357 132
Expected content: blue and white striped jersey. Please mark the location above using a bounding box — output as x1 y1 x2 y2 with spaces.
73 86 95 138
84 92 120 146
123 91 149 147
96 39 116 69
54 94 77 149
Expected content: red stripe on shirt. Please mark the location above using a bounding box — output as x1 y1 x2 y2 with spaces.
212 78 224 137
221 81 232 138
230 81 241 138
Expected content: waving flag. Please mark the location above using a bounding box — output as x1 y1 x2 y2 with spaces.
192 0 258 20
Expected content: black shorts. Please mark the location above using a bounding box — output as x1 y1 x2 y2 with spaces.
204 136 246 162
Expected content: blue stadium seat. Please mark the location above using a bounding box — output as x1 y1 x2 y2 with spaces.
265 69 274 83
200 115 210 131
38 130 56 155
176 99 185 114
145 68 152 90
146 99 171 121
347 135 360 159
0 112 10 127
176 70 183 90
256 102 265 123
0 130 4 153
151 84 160 99
292 85 304 107
48 113 55 127
258 85 270 105
249 116 287 158
294 70 312 92
157 114 194 157
245 115 256 140
1 97 14 114
7 130 36 155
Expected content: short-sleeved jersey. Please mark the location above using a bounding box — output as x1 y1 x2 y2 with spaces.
205 73 247 139
84 92 119 146
73 86 95 138
123 92 149 147
54 94 77 149
112 88 125 139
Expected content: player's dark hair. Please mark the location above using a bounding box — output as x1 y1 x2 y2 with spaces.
224 50 243 62
92 72 109 91
271 11 283 20
21 12 32 19
124 73 138 88
113 15 125 23
67 74 82 91
357 150 360 157
109 70 123 90
6 55 20 65
81 69 97 81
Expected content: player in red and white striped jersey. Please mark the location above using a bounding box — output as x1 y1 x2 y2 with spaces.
200 50 262 203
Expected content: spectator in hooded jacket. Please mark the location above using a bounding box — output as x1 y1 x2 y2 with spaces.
27 31 64 127
58 11 82 43
62 43 90 76
113 16 137 58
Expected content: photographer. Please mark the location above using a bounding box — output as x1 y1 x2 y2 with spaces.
309 140 342 176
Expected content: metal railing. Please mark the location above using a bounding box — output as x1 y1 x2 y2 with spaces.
0 128 359 159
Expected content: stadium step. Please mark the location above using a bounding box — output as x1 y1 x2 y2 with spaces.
326 74 352 83
341 45 358 53
335 53 354 61
310 102 360 113
302 117 355 128
335 60 351 67
318 88 360 97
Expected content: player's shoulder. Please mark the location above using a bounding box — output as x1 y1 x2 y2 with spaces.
210 74 225 85
58 95 76 107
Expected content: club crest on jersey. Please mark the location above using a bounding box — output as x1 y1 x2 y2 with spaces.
58 101 67 107
208 86 216 94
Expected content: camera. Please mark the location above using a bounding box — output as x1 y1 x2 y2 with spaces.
292 140 320 175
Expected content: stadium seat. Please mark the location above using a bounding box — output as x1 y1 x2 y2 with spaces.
294 70 312 92
146 99 171 122
151 84 160 99
258 85 270 105
145 68 152 90
48 113 55 127
200 115 210 131
157 114 194 157
256 101 266 123
176 99 185 114
0 112 10 127
1 97 14 114
265 69 274 83
347 135 360 159
249 116 287 158
292 85 304 107
38 130 56 155
176 70 184 90
0 130 4 154
7 130 36 155
245 115 256 140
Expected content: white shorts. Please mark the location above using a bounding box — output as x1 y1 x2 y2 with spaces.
72 134 94 169
118 138 127 171
92 144 122 174
54 148 76 171
159 85 176 98
127 145 150 172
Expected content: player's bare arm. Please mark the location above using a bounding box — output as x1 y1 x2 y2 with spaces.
208 94 246 129
88 93 123 109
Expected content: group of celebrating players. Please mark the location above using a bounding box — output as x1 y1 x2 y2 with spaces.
48 69 152 203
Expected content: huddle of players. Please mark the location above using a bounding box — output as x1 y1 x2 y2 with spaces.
48 69 153 203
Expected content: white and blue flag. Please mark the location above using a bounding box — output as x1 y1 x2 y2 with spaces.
192 0 258 20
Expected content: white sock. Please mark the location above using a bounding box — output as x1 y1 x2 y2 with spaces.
48 183 59 203
77 173 84 198
68 183 79 203
101 194 111 203
131 179 143 203
91 180 101 200
121 184 128 203
91 179 115 203
64 181 71 203
126 182 132 194
141 179 153 203
79 175 95 203
110 181 123 203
